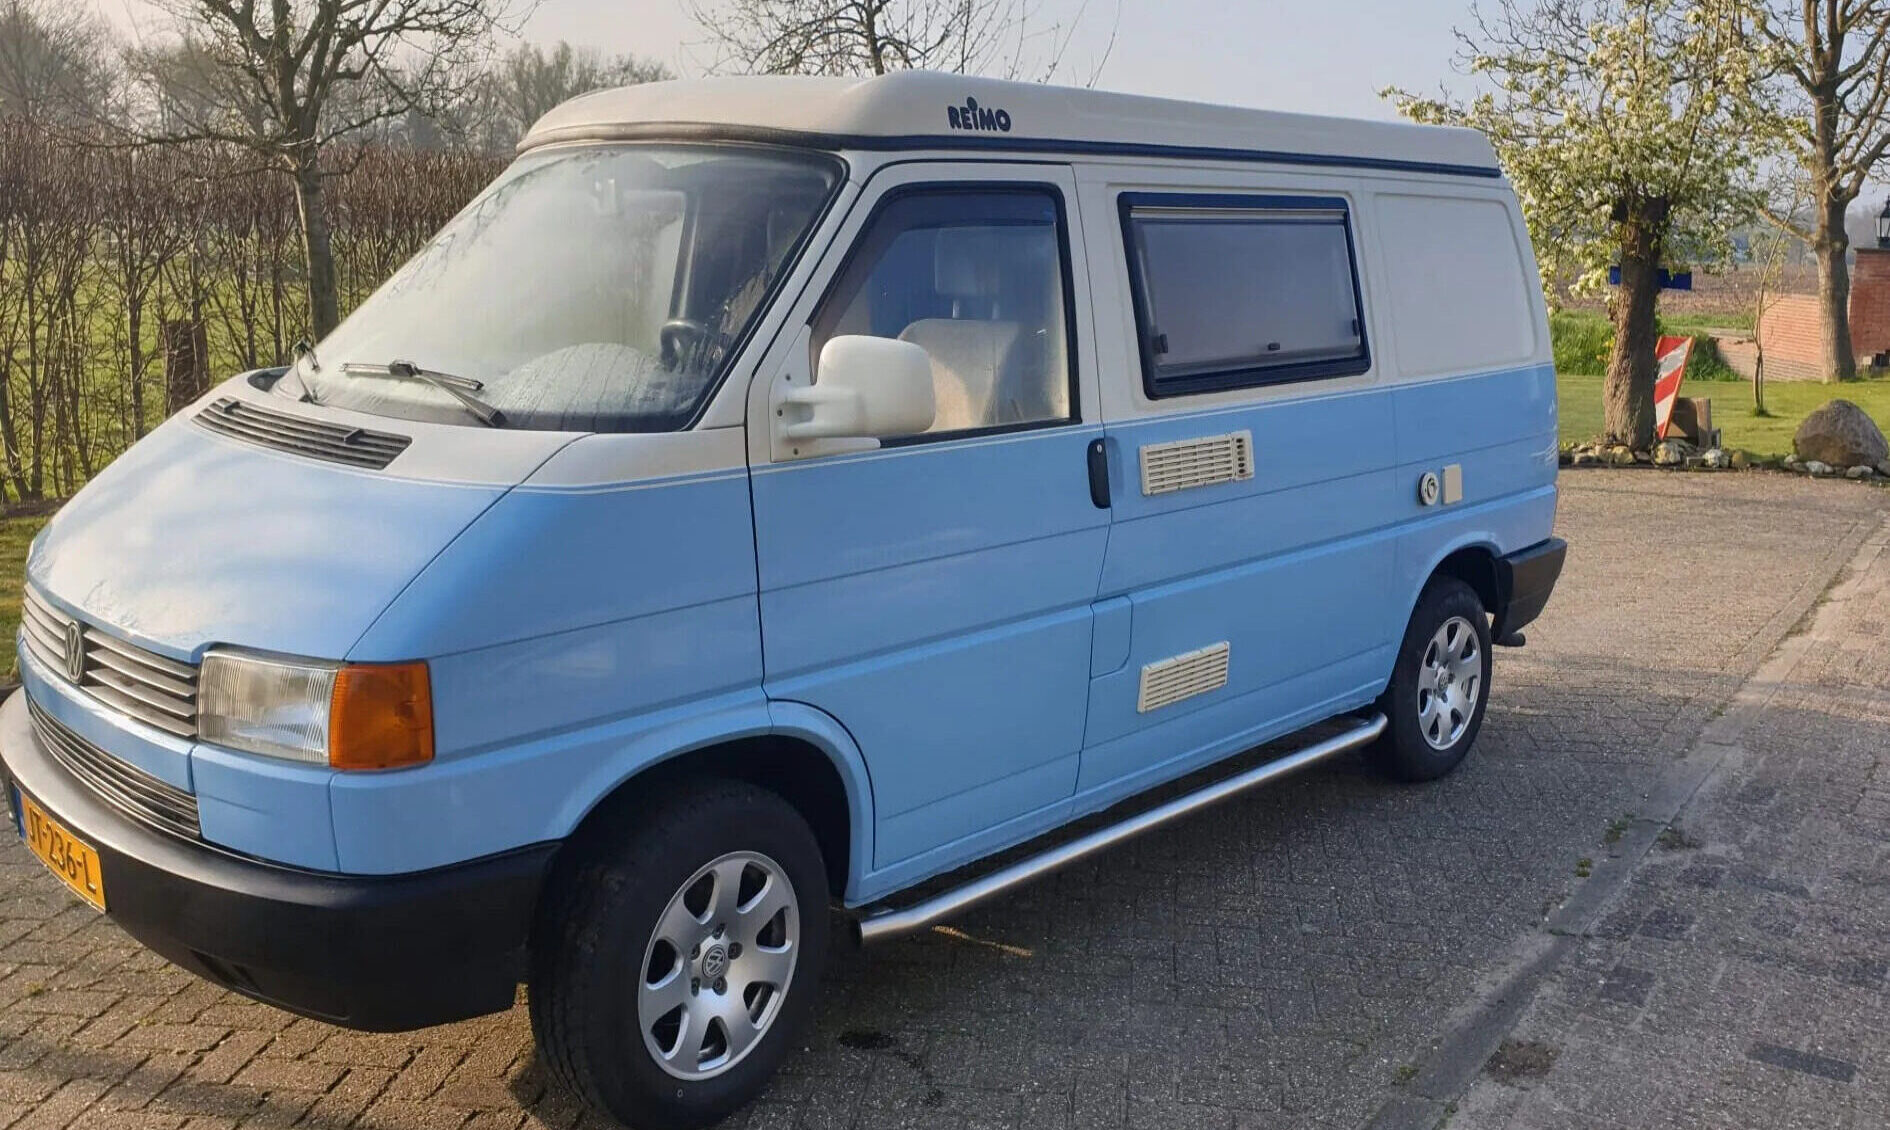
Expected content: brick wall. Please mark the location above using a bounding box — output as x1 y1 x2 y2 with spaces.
1852 248 1890 359
1756 294 1828 380
1756 249 1890 377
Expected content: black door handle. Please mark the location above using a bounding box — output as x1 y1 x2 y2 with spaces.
1087 438 1111 509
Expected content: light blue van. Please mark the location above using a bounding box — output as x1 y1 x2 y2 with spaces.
0 72 1564 1129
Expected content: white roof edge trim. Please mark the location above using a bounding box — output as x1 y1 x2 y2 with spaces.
519 71 1502 178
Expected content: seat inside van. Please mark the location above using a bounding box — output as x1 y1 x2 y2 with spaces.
817 215 1070 434
898 229 1030 431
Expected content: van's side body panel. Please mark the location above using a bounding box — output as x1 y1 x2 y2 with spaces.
1367 190 1559 615
1059 158 1554 824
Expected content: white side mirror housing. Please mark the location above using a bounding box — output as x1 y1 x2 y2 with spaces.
778 335 936 442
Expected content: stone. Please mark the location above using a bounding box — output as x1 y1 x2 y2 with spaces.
1730 450 1751 470
1609 446 1638 467
1846 464 1874 479
1633 449 1653 464
1702 447 1732 469
1805 460 1834 476
1793 399 1890 468
1653 439 1693 467
1572 451 1600 466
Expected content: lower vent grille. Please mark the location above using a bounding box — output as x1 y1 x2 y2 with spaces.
1138 642 1231 713
27 694 201 840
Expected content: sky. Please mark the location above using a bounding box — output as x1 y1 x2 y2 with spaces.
90 0 1473 123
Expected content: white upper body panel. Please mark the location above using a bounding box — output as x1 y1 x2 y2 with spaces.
519 71 1500 179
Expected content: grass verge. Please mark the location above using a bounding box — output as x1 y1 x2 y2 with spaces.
1559 372 1890 459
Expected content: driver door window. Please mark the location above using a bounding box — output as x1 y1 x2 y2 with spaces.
810 187 1076 437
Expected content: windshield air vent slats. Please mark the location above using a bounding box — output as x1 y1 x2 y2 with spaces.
193 397 411 470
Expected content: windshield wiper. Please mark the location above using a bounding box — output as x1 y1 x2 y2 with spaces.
338 360 506 427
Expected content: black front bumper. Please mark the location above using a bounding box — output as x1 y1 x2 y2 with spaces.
0 690 557 1032
1495 536 1568 638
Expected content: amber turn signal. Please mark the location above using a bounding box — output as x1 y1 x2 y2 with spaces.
328 662 434 770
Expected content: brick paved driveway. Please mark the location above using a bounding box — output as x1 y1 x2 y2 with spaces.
1 471 1885 1130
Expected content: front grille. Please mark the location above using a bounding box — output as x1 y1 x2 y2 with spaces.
27 694 201 840
193 396 411 470
20 588 199 739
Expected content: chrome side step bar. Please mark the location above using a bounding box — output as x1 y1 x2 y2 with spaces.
854 712 1387 945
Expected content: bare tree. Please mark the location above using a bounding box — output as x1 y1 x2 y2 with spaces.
136 0 522 338
483 40 670 144
0 0 112 124
689 0 1100 81
1739 1 1890 381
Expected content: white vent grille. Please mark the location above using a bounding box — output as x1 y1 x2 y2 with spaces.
1137 642 1231 713
1139 431 1254 496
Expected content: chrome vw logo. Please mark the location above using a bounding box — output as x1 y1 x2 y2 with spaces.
60 620 84 683
700 942 729 981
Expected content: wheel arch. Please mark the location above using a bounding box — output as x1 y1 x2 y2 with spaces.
1428 541 1504 622
552 700 875 904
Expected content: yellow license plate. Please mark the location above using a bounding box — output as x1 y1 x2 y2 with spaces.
18 791 105 911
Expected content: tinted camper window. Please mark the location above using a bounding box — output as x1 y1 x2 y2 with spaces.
1121 194 1369 396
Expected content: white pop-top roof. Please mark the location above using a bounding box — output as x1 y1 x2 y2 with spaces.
520 70 1502 178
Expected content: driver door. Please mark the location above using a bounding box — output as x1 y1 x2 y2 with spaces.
744 163 1107 889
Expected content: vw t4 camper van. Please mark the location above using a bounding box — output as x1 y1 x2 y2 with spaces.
1 71 1565 1129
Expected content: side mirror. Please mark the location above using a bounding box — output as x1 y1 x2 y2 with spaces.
778 335 936 441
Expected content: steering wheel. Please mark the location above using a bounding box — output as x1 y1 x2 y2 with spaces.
659 319 708 369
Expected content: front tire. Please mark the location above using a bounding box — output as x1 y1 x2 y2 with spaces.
530 780 830 1130
1370 576 1493 782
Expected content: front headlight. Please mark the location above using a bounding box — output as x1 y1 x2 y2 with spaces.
200 651 337 763
199 649 433 770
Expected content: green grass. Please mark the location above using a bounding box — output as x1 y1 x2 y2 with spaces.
0 515 50 679
1559 371 1890 458
1551 310 1743 381
1659 311 1755 336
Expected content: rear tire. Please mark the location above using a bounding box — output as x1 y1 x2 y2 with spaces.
1370 576 1492 782
529 779 830 1130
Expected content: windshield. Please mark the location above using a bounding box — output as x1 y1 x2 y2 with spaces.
286 144 841 432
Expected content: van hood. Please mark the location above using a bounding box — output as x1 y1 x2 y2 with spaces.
27 393 573 662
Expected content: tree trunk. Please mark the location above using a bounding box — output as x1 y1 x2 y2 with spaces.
163 319 209 414
1813 200 1855 382
1605 212 1664 450
290 153 340 339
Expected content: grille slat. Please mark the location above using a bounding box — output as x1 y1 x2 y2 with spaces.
84 648 196 698
27 695 200 840
81 684 197 738
193 397 411 470
84 632 197 683
21 588 200 740
20 628 61 678
84 669 196 720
